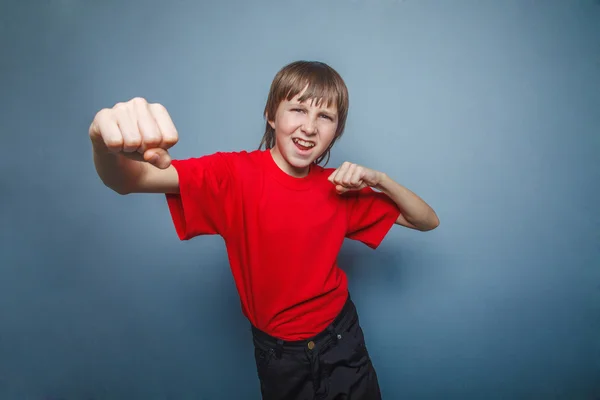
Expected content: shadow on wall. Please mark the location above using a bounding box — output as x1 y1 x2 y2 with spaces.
338 239 409 293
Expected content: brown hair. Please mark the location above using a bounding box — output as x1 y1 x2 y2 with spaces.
258 61 349 166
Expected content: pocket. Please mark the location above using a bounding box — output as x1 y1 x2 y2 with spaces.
254 346 275 374
344 322 372 368
253 346 275 396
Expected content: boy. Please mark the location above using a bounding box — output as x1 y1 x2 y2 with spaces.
89 60 439 399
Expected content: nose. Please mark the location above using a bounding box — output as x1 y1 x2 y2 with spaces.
302 117 318 135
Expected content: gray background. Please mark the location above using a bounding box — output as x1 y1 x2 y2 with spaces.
1 0 599 399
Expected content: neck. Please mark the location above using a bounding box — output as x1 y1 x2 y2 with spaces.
270 148 310 178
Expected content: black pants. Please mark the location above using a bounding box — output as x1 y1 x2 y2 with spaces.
251 295 382 400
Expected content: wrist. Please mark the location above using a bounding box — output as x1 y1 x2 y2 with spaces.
373 172 388 190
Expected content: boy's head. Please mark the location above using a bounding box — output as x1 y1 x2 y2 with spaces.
260 61 349 170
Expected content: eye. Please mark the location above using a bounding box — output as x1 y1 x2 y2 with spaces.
291 108 305 113
320 114 333 120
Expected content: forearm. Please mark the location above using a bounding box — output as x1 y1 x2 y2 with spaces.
375 173 439 231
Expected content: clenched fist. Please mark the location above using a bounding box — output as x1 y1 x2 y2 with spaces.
328 161 384 194
89 97 178 169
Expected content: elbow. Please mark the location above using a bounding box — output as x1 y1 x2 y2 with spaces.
101 179 132 196
112 180 139 195
424 221 439 232
419 214 440 232
113 186 131 195
431 214 440 230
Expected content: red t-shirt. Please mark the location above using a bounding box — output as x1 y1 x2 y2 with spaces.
165 149 400 340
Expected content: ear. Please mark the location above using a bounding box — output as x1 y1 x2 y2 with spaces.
265 112 276 129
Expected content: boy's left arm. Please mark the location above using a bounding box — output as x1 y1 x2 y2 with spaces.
328 162 440 232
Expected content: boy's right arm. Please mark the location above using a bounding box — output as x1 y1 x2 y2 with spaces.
89 97 180 195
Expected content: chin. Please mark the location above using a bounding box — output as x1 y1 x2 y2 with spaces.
290 158 313 169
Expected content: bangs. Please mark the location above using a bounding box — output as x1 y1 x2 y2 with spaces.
285 76 340 110
276 63 346 110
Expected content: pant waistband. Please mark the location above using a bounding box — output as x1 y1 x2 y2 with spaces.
251 293 357 354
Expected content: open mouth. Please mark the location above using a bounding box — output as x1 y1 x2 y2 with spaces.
292 138 316 152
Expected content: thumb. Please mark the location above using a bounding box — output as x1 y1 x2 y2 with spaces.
143 148 172 169
336 184 350 194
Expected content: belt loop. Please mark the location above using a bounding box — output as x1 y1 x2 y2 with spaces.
326 324 338 344
275 339 284 359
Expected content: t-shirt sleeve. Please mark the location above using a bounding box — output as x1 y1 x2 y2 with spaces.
345 187 402 249
165 152 234 240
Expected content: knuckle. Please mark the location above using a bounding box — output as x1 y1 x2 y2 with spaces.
142 125 160 138
163 130 179 143
105 136 123 150
94 108 111 122
144 137 161 147
130 96 148 106
143 133 162 146
150 102 167 112
138 122 160 141
96 107 110 117
123 135 140 146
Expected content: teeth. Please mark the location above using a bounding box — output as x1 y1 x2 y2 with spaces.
294 138 315 148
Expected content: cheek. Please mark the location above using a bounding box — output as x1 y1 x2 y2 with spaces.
318 122 338 141
274 121 296 143
278 116 302 133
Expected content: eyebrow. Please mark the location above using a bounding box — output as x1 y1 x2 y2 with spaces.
319 110 337 118
287 102 337 116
